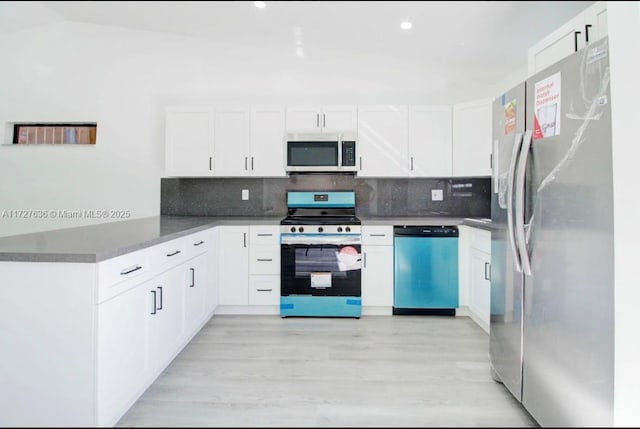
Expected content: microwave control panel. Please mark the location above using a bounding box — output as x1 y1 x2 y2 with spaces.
342 141 356 167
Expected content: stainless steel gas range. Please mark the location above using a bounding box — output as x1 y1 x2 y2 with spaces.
280 191 362 318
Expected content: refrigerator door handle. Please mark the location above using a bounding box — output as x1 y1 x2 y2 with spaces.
507 132 524 273
515 130 533 276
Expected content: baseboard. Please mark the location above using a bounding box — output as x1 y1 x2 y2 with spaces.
362 306 393 316
214 305 280 315
468 309 490 334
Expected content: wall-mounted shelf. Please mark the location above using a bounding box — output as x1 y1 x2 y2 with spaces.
7 122 97 145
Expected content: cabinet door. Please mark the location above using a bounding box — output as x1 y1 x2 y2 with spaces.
408 106 452 177
452 99 492 177
584 1 607 43
286 106 322 133
362 245 394 306
527 13 585 76
165 107 214 176
214 107 251 176
322 105 357 133
184 253 208 335
147 268 185 376
96 283 148 426
470 249 491 332
357 105 408 177
206 228 220 315
250 106 286 176
217 226 249 305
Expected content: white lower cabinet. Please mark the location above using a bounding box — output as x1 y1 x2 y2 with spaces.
183 253 208 341
470 248 491 328
97 281 148 426
217 226 249 305
361 226 394 311
458 225 491 333
362 245 394 307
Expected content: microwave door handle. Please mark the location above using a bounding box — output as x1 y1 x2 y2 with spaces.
337 140 342 169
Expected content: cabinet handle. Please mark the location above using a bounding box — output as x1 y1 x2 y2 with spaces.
120 265 142 275
323 113 326 129
257 258 273 262
157 286 163 310
245 156 248 171
410 156 414 171
359 156 362 170
166 250 181 257
243 232 247 248
209 156 212 171
257 289 273 292
585 24 592 43
251 156 254 171
316 113 320 129
190 268 195 287
194 240 205 246
484 262 491 281
574 31 582 52
257 233 273 237
369 234 386 237
151 290 157 315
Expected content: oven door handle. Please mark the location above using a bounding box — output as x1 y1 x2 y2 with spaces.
280 235 361 246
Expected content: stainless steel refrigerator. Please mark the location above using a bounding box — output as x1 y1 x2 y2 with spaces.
489 36 614 426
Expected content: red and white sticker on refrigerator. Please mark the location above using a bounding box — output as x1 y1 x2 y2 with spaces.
533 72 561 140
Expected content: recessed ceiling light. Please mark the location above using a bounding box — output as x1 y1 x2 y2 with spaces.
254 1 266 9
400 21 413 30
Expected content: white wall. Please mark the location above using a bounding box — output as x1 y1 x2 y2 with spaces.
0 21 504 237
608 2 640 426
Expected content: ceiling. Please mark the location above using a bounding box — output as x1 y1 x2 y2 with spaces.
1 1 594 98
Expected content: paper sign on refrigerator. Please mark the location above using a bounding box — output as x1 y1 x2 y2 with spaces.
533 72 561 140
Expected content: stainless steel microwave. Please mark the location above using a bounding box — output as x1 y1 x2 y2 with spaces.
285 132 357 173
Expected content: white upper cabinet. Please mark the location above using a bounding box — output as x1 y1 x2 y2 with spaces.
528 1 607 76
408 106 452 177
321 105 358 133
357 105 408 177
165 106 215 176
214 106 251 176
165 105 286 177
250 106 286 177
452 99 492 177
286 105 357 133
583 1 608 43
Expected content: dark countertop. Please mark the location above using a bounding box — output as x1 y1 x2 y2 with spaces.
0 215 493 263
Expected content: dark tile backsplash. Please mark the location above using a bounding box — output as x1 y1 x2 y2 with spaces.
161 175 491 218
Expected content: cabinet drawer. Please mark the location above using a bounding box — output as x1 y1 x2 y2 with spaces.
249 225 280 246
184 230 211 259
362 226 393 245
249 275 280 305
151 237 188 272
97 249 152 303
249 247 280 275
470 228 491 253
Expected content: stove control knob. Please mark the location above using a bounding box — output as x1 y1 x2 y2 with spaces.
337 227 343 233
290 227 296 233
345 226 351 233
298 227 304 233
318 227 324 233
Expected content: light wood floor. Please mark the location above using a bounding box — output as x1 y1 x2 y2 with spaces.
117 315 538 427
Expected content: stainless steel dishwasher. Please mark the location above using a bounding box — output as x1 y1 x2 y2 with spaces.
393 226 459 315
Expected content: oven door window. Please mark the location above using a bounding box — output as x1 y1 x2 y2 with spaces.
281 243 361 296
287 142 338 167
